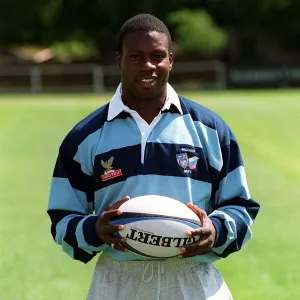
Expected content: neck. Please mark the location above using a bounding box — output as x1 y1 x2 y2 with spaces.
122 90 167 124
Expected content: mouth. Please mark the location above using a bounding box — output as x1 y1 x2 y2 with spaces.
140 78 156 83
137 77 158 88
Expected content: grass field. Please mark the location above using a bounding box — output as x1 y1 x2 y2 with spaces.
0 89 299 300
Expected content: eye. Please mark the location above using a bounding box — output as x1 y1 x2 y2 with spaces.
130 54 139 59
154 54 164 60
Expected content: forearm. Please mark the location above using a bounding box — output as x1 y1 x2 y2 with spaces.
209 197 260 257
48 209 109 263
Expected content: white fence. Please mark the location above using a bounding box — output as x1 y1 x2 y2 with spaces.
0 61 227 93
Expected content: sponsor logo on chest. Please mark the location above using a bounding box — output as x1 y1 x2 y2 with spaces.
100 156 122 181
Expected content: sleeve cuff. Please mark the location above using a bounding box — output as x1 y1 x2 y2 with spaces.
210 216 228 248
82 215 104 247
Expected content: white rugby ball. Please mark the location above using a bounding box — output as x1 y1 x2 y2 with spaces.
109 195 201 258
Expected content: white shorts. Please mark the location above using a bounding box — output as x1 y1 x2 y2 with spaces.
86 253 233 300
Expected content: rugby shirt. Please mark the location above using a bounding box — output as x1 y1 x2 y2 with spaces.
47 85 260 264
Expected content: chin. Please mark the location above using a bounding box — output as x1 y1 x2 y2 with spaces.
139 92 162 101
137 86 165 100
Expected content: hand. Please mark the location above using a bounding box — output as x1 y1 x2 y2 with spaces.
178 203 216 258
94 196 130 252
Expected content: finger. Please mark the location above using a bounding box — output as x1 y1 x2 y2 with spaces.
183 239 212 252
100 209 122 223
186 203 201 216
186 203 207 225
187 227 212 237
99 224 125 234
112 243 129 252
178 248 210 258
107 236 127 245
108 196 130 210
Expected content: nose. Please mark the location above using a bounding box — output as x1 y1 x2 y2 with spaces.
141 60 156 71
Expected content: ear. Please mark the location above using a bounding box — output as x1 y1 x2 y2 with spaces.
116 51 122 69
169 52 174 70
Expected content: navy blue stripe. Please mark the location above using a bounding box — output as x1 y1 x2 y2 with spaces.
48 210 97 263
64 216 97 263
94 144 141 189
67 104 109 146
83 216 104 247
219 140 243 182
73 247 95 264
161 103 181 115
214 198 260 220
179 96 234 148
109 111 132 121
47 209 86 241
210 217 228 248
53 153 94 202
219 209 248 258
52 104 109 201
64 216 85 248
214 198 260 258
144 143 210 182
94 143 211 190
179 96 221 131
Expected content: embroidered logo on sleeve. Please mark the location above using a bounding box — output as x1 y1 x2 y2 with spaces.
176 153 199 174
100 156 122 181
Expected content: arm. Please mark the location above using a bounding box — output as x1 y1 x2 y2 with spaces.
209 134 260 257
47 135 109 263
179 124 259 258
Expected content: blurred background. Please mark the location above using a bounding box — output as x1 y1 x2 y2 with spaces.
1 0 300 92
0 1 299 300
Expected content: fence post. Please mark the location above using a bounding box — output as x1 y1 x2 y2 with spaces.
93 66 104 93
215 61 227 90
30 66 42 93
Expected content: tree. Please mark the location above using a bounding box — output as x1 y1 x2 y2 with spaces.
167 10 228 55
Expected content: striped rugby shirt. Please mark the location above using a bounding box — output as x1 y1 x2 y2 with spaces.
47 84 260 264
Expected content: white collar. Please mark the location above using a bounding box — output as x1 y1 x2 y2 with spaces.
107 83 183 121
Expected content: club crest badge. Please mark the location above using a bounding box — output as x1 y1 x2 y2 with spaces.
100 156 122 182
176 153 189 169
176 153 199 173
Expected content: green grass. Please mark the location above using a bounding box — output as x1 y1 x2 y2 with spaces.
0 89 299 299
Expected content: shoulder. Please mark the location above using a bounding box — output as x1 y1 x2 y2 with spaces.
60 103 109 152
179 95 236 145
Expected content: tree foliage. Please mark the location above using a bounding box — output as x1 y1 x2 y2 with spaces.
167 10 228 54
0 0 299 62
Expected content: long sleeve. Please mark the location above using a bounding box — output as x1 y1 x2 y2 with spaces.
208 128 260 258
47 130 108 264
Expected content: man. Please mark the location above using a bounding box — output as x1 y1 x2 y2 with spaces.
47 14 260 300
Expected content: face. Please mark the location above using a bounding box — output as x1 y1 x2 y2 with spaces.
116 31 173 102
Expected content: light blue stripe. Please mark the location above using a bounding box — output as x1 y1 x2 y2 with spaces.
98 118 141 155
210 204 254 254
61 241 74 258
225 205 254 227
242 227 253 248
210 210 236 254
55 214 78 245
152 114 202 148
74 129 101 175
216 166 250 204
48 178 89 213
74 118 141 173
194 121 222 171
94 175 212 214
76 216 109 253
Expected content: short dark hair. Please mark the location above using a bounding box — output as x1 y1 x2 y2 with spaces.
117 14 172 53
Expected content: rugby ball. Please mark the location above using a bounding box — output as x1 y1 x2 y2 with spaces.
109 195 201 258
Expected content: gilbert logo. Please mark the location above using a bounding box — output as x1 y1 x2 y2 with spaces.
100 156 122 182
